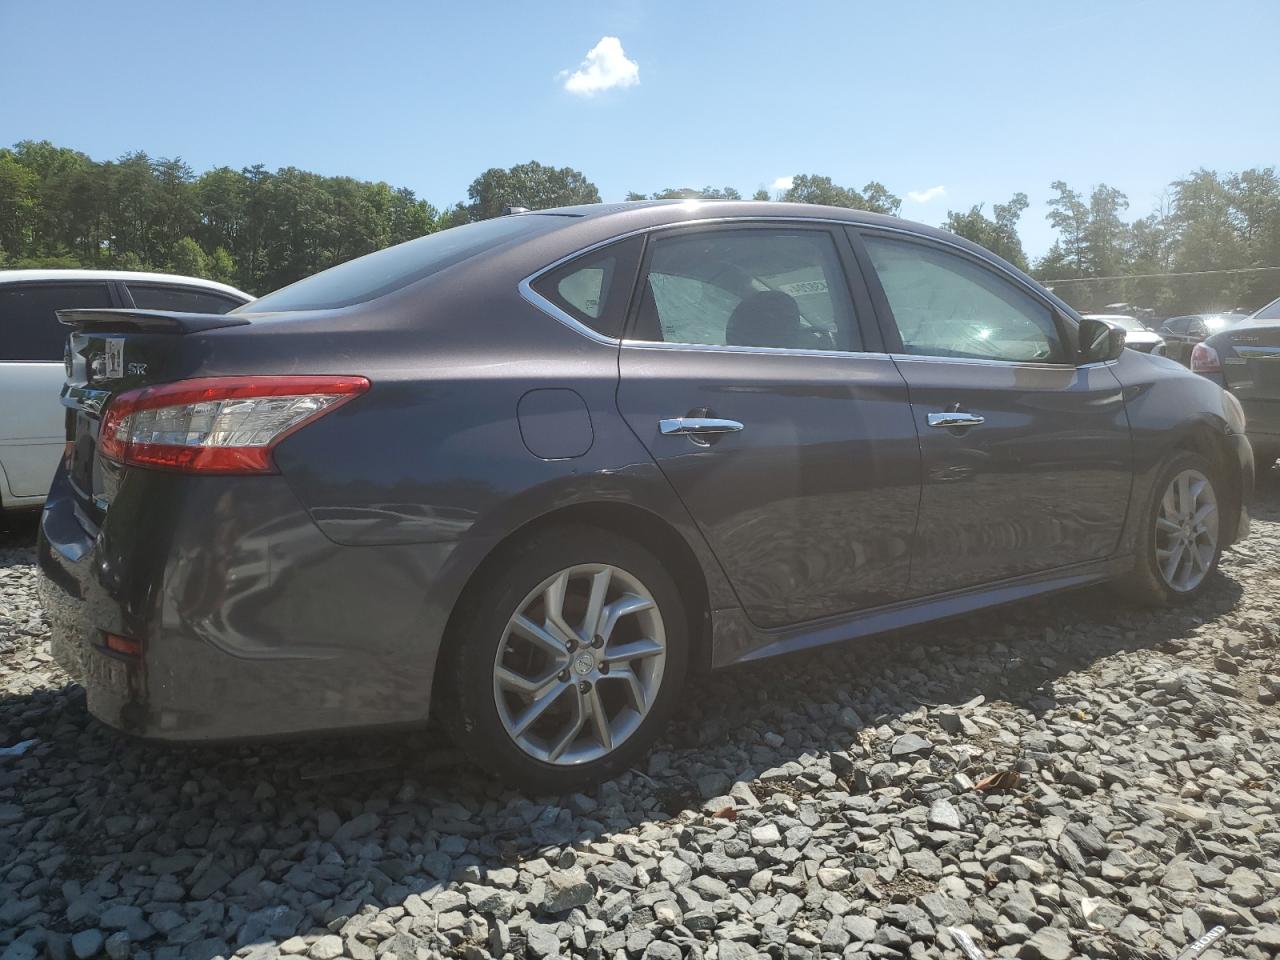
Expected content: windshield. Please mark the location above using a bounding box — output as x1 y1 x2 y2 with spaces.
1088 315 1146 332
240 215 568 313
1108 317 1148 332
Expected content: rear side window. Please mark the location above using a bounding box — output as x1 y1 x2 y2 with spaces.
630 228 861 352
1255 297 1280 320
0 282 113 361
244 215 567 313
1163 317 1191 334
863 235 1065 363
127 284 242 314
530 236 643 338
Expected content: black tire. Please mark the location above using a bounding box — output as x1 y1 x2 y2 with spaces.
1118 450 1224 606
437 525 689 793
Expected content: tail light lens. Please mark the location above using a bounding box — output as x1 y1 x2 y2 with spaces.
99 376 370 474
1191 343 1222 374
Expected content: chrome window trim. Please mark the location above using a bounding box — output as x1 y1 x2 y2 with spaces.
518 215 1080 357
620 339 895 361
893 353 1113 371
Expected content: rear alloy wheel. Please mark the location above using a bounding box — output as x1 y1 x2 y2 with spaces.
441 526 688 792
1120 451 1225 605
494 563 667 765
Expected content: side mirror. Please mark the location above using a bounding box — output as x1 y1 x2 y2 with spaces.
1078 316 1126 363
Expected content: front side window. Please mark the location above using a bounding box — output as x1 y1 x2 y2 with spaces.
863 235 1065 363
0 282 113 361
630 228 861 352
127 284 242 314
1163 317 1191 334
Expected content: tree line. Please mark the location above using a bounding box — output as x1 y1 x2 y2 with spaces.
2 139 1277 314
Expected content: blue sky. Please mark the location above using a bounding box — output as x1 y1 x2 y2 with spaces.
2 0 1277 259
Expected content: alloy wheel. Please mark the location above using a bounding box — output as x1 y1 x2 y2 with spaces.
1154 468 1219 592
492 563 667 765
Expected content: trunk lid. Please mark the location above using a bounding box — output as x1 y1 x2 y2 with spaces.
58 308 249 521
1223 324 1280 434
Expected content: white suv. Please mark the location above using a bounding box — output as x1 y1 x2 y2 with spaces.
0 270 252 511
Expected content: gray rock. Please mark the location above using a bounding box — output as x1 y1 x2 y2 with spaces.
928 799 962 830
309 935 344 960
891 733 933 757
543 868 593 912
71 930 105 960
1018 927 1072 960
103 933 130 960
717 943 759 960
99 905 143 931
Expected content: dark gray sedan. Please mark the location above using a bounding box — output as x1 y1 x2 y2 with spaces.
39 201 1254 791
1193 294 1280 468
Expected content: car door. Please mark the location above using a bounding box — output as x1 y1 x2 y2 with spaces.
0 281 116 500
615 223 921 629
852 229 1132 596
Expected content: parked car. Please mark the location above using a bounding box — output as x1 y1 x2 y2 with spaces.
0 270 252 512
1159 313 1250 365
1192 295 1280 469
1080 314 1166 355
38 203 1253 791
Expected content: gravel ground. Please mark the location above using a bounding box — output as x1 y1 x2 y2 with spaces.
3 477 1280 960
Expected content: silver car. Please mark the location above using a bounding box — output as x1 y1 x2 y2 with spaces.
0 270 251 513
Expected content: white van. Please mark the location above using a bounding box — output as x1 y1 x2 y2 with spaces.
0 270 252 511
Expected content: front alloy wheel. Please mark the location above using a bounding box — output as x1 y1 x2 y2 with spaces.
1154 468 1219 593
1118 450 1226 606
494 563 666 764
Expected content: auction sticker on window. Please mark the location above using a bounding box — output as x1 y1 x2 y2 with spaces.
104 339 124 379
778 280 829 297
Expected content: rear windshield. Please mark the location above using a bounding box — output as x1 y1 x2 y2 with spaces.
1255 297 1280 321
241 215 567 312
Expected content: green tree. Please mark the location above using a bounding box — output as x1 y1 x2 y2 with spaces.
780 174 900 215
168 236 208 277
0 151 40 259
207 246 236 285
943 192 1030 270
465 161 600 220
752 188 770 201
644 185 742 200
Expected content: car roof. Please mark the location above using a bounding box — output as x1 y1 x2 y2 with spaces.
0 269 252 300
520 199 1048 287
533 198 946 234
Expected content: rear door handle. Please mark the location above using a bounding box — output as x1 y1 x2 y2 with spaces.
659 417 745 437
927 411 985 428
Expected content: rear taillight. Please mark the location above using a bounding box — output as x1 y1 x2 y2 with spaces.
99 376 369 474
1191 343 1222 374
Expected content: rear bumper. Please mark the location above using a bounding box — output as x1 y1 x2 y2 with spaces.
38 464 486 740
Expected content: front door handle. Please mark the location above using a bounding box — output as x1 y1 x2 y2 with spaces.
927 411 985 429
659 416 744 445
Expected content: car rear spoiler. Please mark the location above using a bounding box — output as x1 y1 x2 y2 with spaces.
56 308 251 334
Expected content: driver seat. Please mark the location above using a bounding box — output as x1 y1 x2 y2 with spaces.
725 290 806 349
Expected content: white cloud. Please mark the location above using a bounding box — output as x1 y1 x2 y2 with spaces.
561 37 639 95
907 185 947 204
770 175 794 191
